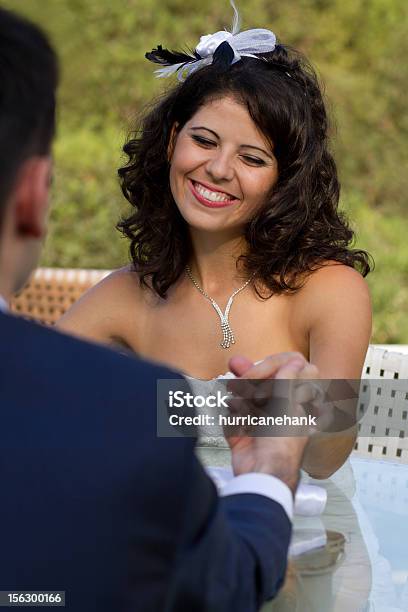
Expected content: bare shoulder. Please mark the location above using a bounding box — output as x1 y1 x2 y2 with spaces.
56 265 142 345
66 264 142 309
301 262 370 297
293 262 372 328
289 262 372 377
93 265 142 298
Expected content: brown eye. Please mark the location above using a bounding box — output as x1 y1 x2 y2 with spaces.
192 135 215 146
242 156 265 166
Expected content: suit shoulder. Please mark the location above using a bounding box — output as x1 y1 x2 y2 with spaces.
1 311 181 385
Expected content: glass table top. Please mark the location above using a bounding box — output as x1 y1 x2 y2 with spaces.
351 457 408 611
266 456 408 612
196 445 408 611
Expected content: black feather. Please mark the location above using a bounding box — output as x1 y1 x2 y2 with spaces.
212 41 235 69
145 45 197 66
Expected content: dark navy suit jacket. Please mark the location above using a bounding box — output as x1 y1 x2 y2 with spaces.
0 311 291 611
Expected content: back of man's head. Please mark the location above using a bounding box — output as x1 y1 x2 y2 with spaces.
0 8 58 225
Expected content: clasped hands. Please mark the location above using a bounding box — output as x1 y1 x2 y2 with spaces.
223 352 321 496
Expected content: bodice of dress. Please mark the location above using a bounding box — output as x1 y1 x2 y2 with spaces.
185 359 266 450
185 364 252 450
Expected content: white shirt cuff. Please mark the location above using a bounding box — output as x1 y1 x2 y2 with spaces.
220 473 293 521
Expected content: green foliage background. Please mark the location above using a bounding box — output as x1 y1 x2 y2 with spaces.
3 0 408 342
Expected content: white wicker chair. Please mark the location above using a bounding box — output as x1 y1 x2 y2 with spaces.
354 346 408 462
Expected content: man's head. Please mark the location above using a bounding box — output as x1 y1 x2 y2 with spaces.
0 8 58 300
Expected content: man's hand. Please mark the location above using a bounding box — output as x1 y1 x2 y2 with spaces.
224 354 319 496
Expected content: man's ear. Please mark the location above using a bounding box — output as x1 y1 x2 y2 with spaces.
14 157 52 239
167 122 180 163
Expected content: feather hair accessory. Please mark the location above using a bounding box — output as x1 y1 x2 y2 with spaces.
145 0 277 82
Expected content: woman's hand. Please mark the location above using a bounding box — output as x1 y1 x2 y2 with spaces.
224 355 320 496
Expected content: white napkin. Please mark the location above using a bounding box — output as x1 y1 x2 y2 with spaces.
289 516 327 557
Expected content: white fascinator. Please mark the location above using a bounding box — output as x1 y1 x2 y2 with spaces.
145 0 277 81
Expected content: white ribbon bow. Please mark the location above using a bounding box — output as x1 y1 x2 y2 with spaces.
154 0 277 81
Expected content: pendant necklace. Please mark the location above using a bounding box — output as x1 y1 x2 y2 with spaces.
186 266 255 349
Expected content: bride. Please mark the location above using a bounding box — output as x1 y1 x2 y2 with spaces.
57 4 372 479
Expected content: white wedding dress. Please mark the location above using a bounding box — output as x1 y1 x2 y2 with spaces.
185 363 329 516
185 361 356 493
185 364 373 611
186 365 238 458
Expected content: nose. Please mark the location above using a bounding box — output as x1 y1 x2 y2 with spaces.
205 149 235 182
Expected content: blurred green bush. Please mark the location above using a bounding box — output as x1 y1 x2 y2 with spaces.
4 0 408 342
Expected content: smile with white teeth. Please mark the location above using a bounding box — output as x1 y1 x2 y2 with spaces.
193 181 234 203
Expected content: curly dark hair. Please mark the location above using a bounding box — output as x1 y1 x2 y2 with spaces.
118 44 372 299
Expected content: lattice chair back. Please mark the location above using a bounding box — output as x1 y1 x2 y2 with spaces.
355 346 408 462
10 267 111 325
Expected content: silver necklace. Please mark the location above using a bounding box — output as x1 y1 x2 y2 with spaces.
186 266 255 349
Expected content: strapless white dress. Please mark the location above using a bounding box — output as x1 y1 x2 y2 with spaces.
186 363 332 517
185 364 374 609
186 366 238 455
187 365 374 610
186 361 355 496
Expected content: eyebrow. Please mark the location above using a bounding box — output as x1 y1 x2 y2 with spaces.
189 126 274 159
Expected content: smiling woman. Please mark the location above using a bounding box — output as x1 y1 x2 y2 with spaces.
57 6 373 479
168 97 279 227
114 42 371 302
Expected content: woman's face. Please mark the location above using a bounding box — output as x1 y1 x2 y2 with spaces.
168 96 279 234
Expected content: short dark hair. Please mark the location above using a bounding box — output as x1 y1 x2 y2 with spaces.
0 8 58 223
118 45 371 298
